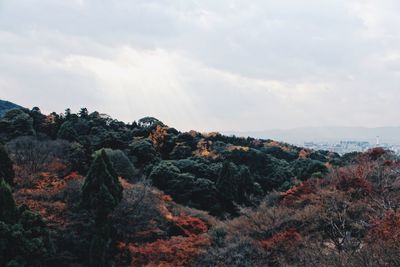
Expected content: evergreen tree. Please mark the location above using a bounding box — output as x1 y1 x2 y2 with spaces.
81 149 123 222
0 179 17 223
0 144 14 185
82 150 122 267
0 181 50 267
216 161 239 213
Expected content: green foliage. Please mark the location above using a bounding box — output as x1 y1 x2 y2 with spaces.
0 180 17 223
217 162 259 214
81 150 123 222
102 149 138 181
58 121 79 141
223 149 293 192
129 138 159 167
291 158 328 181
0 109 34 140
170 143 192 159
0 181 50 267
149 161 221 213
67 142 91 174
0 144 15 185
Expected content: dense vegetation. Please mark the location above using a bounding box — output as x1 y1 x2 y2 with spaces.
1 104 400 266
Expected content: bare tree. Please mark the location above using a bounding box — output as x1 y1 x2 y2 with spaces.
7 136 68 175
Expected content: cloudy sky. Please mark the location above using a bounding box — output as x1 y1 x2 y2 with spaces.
1 0 400 132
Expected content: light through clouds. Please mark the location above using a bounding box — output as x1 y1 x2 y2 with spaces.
0 0 400 131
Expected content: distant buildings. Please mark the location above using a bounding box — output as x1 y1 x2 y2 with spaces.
302 140 400 155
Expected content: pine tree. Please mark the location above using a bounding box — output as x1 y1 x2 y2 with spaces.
0 144 15 185
216 161 239 213
0 179 17 223
81 149 123 222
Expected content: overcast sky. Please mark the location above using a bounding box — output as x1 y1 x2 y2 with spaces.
1 0 400 131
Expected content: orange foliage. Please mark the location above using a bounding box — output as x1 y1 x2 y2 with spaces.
119 177 134 190
367 212 400 243
14 171 84 227
265 141 290 151
172 216 209 236
160 195 173 202
64 171 83 181
34 172 68 191
118 190 210 266
125 235 210 267
149 125 169 148
260 228 302 251
280 180 318 205
298 149 310 159
227 145 249 152
195 139 217 158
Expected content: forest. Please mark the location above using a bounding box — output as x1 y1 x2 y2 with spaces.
1 104 399 266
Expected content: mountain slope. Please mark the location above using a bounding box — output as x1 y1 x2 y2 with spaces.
0 99 22 117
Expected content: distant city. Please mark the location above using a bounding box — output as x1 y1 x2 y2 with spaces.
226 127 400 155
300 138 400 155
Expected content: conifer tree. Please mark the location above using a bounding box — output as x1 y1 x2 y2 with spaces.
81 149 123 222
0 179 17 223
217 161 239 213
0 144 14 185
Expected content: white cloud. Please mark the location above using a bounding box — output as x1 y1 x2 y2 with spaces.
1 0 400 131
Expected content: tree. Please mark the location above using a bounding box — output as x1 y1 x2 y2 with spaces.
30 106 47 134
81 150 123 222
138 117 164 128
217 161 240 213
0 144 14 185
0 180 50 267
7 136 67 175
81 150 123 267
291 158 328 181
0 179 17 223
129 138 159 167
102 149 138 181
79 107 89 118
0 108 34 140
58 121 78 141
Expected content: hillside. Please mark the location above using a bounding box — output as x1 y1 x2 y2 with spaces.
0 107 399 266
0 99 22 117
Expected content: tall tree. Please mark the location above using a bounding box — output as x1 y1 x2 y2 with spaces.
0 144 14 185
81 150 123 267
81 149 122 222
0 179 17 223
217 161 240 213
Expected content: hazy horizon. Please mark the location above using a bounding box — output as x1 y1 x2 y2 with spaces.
1 1 400 132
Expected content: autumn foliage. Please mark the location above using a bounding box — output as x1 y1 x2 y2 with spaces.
262 228 302 249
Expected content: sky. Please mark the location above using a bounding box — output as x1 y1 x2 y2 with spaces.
1 0 400 132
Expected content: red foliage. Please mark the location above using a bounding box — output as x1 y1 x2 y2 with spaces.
64 171 83 181
160 194 173 202
125 235 210 267
366 147 386 160
367 212 400 243
335 168 373 197
46 160 67 173
260 228 302 251
172 216 209 236
280 180 318 205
